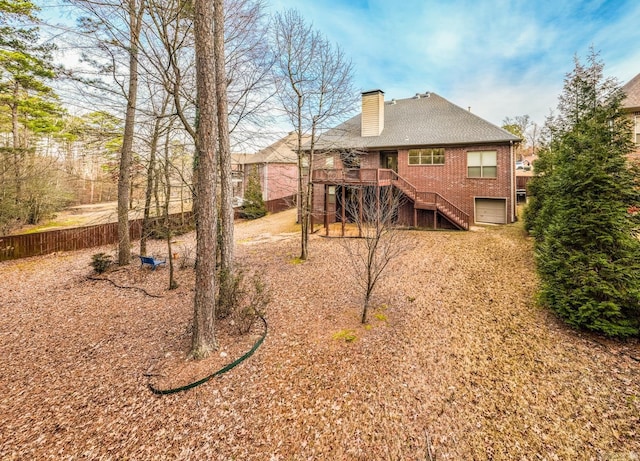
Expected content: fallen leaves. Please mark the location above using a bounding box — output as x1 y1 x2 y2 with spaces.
0 209 638 460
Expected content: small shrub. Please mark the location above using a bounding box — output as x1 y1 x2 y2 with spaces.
217 268 239 320
91 252 113 274
178 243 196 269
221 270 270 334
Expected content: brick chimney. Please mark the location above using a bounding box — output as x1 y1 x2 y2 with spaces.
361 90 384 137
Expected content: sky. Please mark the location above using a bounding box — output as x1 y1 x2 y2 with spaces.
35 0 640 131
266 0 640 128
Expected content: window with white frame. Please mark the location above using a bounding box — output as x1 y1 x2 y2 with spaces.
328 185 336 204
408 148 445 165
325 156 334 168
467 151 497 178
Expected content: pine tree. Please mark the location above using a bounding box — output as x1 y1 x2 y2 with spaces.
530 51 640 337
241 167 266 219
0 1 65 229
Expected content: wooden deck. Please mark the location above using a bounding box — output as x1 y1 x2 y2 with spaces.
312 168 394 186
312 168 470 230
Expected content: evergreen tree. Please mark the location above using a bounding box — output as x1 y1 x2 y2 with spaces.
0 0 66 229
522 143 555 236
528 51 640 337
241 167 266 219
0 0 61 149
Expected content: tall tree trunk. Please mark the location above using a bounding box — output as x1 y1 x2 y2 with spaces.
154 165 161 217
191 0 219 358
11 83 21 204
214 0 235 317
295 95 308 260
117 0 145 266
301 123 317 260
164 121 177 290
140 115 161 256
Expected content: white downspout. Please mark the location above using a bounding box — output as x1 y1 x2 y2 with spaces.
263 163 268 202
510 140 515 222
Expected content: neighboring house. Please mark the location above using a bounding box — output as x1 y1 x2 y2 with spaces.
311 90 520 231
622 72 640 159
515 146 536 203
232 132 309 212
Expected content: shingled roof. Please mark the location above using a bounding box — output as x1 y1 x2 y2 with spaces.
622 72 640 111
233 132 310 165
314 92 520 150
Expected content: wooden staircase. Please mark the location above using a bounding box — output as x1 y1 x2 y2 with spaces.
311 168 470 230
390 172 469 230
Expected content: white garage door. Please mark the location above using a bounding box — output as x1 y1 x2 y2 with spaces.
475 198 507 224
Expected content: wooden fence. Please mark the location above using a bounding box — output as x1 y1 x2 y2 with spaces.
0 212 193 262
516 176 533 192
265 195 296 213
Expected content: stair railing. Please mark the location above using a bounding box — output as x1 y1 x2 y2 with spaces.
434 194 470 230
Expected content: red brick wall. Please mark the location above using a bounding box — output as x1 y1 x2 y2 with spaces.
393 144 515 223
311 183 334 223
264 163 298 202
359 153 379 169
396 202 458 229
311 143 516 226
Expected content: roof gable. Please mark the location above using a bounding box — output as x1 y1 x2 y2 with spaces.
234 132 310 164
315 92 520 150
622 72 640 111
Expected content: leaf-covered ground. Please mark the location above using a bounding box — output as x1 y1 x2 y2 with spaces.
1 209 638 460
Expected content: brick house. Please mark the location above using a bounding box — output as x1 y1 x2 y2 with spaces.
311 90 520 230
232 132 309 212
622 72 640 159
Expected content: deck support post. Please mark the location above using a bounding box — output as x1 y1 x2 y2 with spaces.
358 187 363 238
376 186 381 229
387 186 393 224
310 183 314 233
341 185 346 237
324 185 329 236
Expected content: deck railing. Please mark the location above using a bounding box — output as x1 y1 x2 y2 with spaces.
312 168 470 230
434 194 470 230
313 168 391 183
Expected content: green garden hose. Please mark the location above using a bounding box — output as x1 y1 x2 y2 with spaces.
148 316 267 395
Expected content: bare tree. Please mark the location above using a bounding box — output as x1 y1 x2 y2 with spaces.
525 121 542 157
502 114 542 159
144 0 274 152
140 89 170 256
67 0 147 266
116 0 146 266
191 0 219 358
161 117 178 290
273 9 357 260
339 185 408 324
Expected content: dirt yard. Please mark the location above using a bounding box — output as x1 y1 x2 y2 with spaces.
1 209 638 460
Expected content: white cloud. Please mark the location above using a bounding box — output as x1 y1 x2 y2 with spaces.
269 0 639 127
